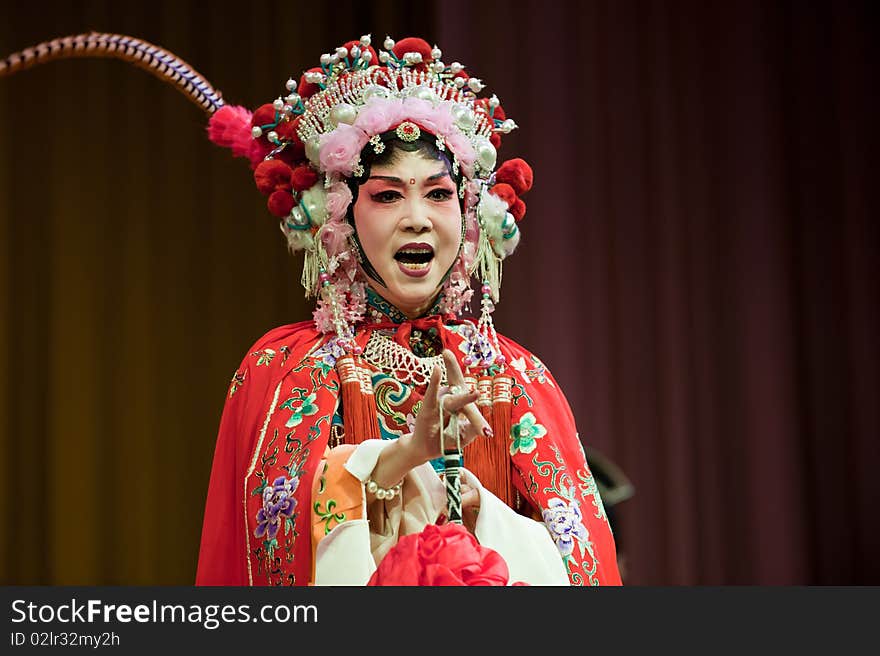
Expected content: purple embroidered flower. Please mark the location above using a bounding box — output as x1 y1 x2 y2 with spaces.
542 497 589 558
254 475 299 539
313 338 347 368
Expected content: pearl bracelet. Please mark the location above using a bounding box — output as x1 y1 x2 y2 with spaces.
365 478 403 500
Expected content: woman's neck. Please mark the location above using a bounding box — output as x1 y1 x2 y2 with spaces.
365 286 442 323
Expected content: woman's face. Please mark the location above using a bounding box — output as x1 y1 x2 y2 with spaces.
352 149 462 318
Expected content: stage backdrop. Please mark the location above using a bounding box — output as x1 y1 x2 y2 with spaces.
1 0 877 584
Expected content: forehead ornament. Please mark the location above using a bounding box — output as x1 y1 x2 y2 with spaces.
395 121 421 143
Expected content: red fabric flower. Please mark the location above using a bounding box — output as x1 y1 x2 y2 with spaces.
490 182 517 207
510 197 526 222
267 190 295 218
495 158 534 196
298 67 325 99
251 103 277 131
367 523 511 586
392 37 433 62
254 160 294 195
290 165 319 192
273 115 299 141
341 39 378 67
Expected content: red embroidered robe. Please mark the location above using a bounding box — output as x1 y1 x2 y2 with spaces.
196 317 622 586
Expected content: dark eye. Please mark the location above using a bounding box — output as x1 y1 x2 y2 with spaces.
371 190 402 203
427 188 454 201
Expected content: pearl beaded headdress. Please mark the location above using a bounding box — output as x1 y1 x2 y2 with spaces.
0 32 534 325
205 34 533 316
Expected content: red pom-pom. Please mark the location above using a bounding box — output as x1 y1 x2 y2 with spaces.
207 105 254 159
342 40 378 67
267 190 295 218
254 160 294 195
510 198 526 221
298 67 324 99
489 182 517 207
291 165 319 192
495 158 533 195
251 103 276 130
275 116 306 163
489 132 502 150
392 37 433 61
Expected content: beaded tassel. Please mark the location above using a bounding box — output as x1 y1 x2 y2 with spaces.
460 279 515 507
357 360 381 440
489 373 514 507
321 268 379 445
475 222 503 303
469 278 513 506
336 354 366 445
302 226 331 298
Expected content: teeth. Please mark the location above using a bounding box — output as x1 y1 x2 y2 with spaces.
399 261 430 270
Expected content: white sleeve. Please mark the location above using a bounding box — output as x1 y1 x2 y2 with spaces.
314 440 569 586
464 468 570 585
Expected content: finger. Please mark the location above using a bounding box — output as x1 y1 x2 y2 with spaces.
457 417 481 449
440 350 494 436
442 392 491 439
442 349 467 387
440 390 478 411
423 364 442 411
461 488 480 509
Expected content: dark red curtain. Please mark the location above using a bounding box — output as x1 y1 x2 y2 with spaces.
439 0 878 584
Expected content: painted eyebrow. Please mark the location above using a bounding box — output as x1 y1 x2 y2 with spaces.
366 171 451 184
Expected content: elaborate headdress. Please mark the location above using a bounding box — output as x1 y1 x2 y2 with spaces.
1 32 533 341
205 34 534 342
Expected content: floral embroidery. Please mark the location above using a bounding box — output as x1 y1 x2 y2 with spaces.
254 475 299 541
577 466 608 523
510 378 534 407
228 369 246 398
510 412 547 455
530 446 601 585
542 497 590 558
311 337 346 370
510 355 555 387
281 391 319 428
279 345 291 366
314 499 346 535
251 348 277 366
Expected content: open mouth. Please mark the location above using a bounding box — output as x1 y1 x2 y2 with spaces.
394 243 434 273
